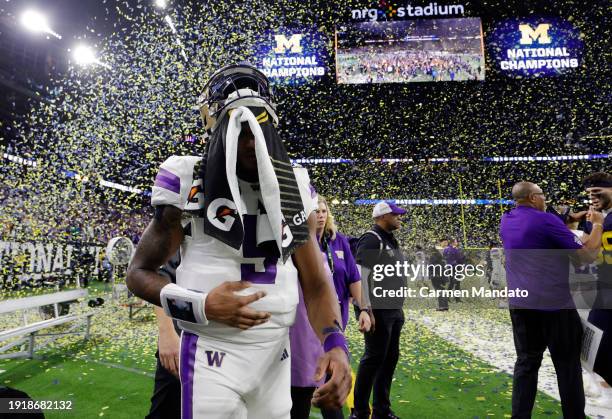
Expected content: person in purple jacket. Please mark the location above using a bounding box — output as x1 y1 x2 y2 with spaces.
290 196 371 419
443 238 465 301
500 181 603 419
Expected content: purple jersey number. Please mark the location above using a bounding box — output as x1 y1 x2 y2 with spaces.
240 215 278 284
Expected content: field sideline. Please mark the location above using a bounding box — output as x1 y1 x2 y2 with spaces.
0 284 564 419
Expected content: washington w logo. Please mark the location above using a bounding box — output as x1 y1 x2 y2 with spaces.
205 351 226 367
273 34 303 54
519 23 551 45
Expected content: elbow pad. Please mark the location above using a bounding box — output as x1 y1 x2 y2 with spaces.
160 283 209 325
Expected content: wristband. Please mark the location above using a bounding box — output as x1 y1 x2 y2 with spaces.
323 332 349 358
360 307 371 314
160 283 209 325
592 223 603 229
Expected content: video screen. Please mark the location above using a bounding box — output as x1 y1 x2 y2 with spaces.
336 18 485 84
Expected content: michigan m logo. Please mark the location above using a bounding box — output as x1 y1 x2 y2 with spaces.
519 23 551 45
274 34 303 54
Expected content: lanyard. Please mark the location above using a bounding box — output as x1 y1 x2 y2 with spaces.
321 235 335 275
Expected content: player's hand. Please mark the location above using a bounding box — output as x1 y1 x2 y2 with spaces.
587 207 604 225
358 311 371 333
205 281 271 330
568 210 588 222
158 327 180 377
311 347 352 410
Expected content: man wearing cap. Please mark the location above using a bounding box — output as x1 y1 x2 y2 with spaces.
350 202 407 419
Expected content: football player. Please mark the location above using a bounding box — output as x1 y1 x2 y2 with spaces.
582 172 612 394
127 64 351 419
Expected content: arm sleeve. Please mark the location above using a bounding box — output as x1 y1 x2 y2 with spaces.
293 166 318 217
151 155 202 210
355 233 381 309
545 214 583 250
358 265 372 308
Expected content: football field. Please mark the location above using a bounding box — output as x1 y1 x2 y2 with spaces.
0 284 566 419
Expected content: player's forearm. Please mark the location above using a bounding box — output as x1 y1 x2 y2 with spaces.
581 228 602 250
302 276 343 341
295 213 344 341
577 225 603 264
127 206 183 306
127 268 169 306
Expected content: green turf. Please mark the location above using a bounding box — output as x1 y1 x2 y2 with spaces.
333 320 563 419
0 355 152 419
0 287 564 418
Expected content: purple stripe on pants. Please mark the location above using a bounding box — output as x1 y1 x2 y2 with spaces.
180 332 198 419
154 168 181 194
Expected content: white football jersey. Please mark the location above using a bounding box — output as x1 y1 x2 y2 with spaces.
152 155 318 343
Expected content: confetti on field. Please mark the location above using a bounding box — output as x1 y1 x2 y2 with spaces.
0 1 609 276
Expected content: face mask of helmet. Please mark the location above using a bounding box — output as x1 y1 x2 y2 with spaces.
199 64 278 139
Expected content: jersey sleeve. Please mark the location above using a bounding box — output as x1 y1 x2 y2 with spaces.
545 213 583 250
293 166 318 217
151 156 202 210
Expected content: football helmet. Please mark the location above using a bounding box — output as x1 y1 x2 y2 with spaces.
198 63 278 138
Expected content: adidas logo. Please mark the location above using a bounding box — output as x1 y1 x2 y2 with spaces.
280 348 289 362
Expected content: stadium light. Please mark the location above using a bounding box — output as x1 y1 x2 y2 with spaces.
164 15 177 34
155 0 168 9
162 15 188 61
73 45 95 66
20 9 62 39
72 45 111 69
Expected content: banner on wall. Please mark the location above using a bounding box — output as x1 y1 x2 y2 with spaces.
254 28 329 84
0 240 104 281
488 17 584 77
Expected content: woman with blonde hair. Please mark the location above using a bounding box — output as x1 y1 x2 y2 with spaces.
315 196 370 332
290 196 370 419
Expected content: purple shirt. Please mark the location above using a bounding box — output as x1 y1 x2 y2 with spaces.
289 251 331 387
288 232 360 387
500 206 583 309
319 232 361 329
443 245 464 266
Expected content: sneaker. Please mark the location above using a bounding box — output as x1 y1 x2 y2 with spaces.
349 411 370 419
436 307 449 311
